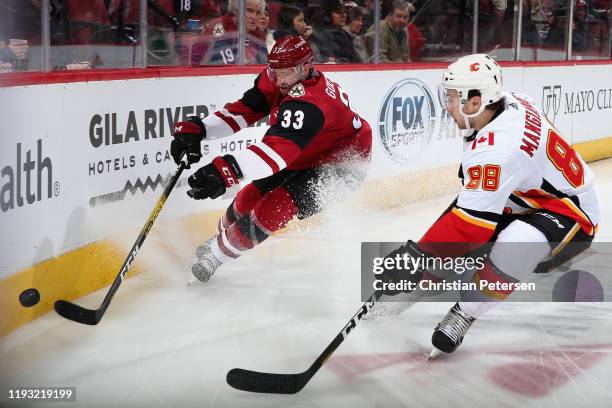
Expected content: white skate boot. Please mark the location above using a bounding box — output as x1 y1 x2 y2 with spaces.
195 237 215 258
191 252 223 283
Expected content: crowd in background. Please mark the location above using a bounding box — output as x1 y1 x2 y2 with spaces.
0 0 610 72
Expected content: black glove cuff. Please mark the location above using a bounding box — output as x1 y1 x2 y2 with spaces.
405 240 426 258
221 154 244 179
186 116 207 140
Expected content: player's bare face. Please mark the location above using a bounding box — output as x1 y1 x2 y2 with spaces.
445 90 470 129
268 67 301 95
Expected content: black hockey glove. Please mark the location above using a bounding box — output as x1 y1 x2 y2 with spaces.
171 116 206 165
375 240 426 298
187 155 243 200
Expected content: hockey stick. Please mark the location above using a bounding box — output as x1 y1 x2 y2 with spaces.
226 240 428 393
226 291 380 394
54 161 188 325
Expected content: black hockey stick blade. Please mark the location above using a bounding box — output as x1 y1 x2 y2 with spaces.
226 369 306 394
54 161 187 325
54 300 101 325
227 294 378 394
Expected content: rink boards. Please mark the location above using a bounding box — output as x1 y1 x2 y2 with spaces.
1 61 611 335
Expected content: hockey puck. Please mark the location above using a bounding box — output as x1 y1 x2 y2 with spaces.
19 288 40 307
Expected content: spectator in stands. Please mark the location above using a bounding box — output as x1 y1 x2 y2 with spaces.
0 1 32 72
360 0 376 35
365 0 412 62
272 4 319 59
207 0 268 64
273 5 313 40
590 0 610 55
524 0 556 45
406 4 425 61
483 0 509 48
169 0 268 65
344 3 368 61
258 5 275 52
0 35 16 73
0 36 30 71
345 2 365 34
569 0 595 52
311 0 363 63
546 0 594 52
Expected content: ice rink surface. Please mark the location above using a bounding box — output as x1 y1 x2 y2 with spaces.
2 159 612 408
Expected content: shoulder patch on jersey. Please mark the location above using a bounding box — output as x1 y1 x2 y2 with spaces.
213 23 225 37
471 132 495 150
289 83 305 97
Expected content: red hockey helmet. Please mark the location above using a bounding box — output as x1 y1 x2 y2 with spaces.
267 35 313 69
267 36 313 90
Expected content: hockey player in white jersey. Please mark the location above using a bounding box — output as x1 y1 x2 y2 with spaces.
380 54 599 355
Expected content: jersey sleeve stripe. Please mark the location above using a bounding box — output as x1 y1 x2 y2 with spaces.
202 112 237 139
514 190 594 235
513 191 543 208
552 223 581 257
251 142 287 170
451 208 497 230
248 145 282 173
509 193 537 209
420 208 496 249
216 233 241 259
561 197 594 235
456 206 501 223
214 111 241 133
220 108 248 129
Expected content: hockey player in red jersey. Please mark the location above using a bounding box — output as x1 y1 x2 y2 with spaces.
170 35 372 283
379 54 599 356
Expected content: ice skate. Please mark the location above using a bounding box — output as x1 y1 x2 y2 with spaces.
195 237 215 258
430 302 475 355
191 252 223 283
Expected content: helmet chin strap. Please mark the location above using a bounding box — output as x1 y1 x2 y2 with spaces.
458 100 486 139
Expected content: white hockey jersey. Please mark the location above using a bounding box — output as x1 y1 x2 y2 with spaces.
421 92 599 247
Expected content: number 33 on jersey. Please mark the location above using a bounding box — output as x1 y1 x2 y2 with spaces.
262 75 368 171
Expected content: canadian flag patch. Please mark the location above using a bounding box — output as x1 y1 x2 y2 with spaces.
471 132 495 150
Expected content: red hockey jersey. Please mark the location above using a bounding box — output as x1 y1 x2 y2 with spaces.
202 68 371 181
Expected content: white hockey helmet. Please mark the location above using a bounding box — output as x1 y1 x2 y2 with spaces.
440 54 503 130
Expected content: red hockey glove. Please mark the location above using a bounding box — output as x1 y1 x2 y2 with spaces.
187 155 243 200
171 116 206 165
